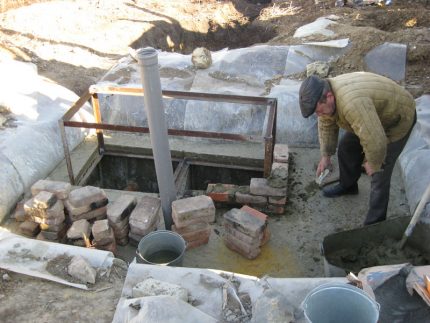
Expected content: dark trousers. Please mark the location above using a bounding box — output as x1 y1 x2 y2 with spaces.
337 116 416 225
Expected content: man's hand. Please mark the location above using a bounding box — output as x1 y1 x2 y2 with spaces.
317 156 332 177
363 161 375 176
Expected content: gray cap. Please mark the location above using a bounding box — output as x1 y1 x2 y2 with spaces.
299 75 325 118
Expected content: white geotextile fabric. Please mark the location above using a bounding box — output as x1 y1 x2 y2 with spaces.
0 59 94 221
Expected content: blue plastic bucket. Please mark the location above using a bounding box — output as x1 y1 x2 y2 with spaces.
303 282 380 323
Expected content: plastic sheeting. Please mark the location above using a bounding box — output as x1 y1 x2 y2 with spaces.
0 60 94 222
293 16 339 38
399 95 430 219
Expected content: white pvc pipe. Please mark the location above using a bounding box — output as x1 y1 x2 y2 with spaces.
137 47 176 230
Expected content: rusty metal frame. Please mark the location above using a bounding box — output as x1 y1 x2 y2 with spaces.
59 85 277 185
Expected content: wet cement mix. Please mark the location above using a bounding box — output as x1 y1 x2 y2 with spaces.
328 238 430 273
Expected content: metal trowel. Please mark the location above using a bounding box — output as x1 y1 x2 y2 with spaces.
315 168 330 186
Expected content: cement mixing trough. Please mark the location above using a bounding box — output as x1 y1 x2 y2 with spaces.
322 216 430 277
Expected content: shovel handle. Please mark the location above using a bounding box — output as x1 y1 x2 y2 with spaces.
399 182 430 249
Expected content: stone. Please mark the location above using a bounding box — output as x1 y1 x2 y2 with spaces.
70 206 107 222
191 47 212 69
33 191 57 209
223 208 265 239
107 194 137 224
306 61 330 77
129 196 161 234
19 221 40 237
273 144 289 163
67 219 91 240
206 184 238 203
250 178 287 197
132 278 188 302
68 186 107 208
172 195 215 228
67 255 96 284
31 180 72 200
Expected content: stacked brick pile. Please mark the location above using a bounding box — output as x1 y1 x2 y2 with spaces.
107 195 137 246
128 196 161 246
92 219 116 253
222 206 268 259
205 143 289 215
172 195 215 250
64 186 108 222
66 219 91 246
22 191 66 242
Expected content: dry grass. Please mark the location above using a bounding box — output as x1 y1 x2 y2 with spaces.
259 1 302 21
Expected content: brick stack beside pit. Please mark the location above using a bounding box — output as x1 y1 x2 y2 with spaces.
128 196 162 246
172 195 215 250
206 143 289 215
107 194 137 246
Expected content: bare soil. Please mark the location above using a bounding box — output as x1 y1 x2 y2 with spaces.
0 0 428 321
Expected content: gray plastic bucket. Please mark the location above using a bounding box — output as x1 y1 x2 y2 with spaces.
136 230 186 266
303 282 380 323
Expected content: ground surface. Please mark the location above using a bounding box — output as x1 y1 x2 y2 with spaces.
0 0 428 322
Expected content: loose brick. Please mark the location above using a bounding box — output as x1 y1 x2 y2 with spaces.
268 196 287 205
261 227 271 246
33 191 57 209
250 178 286 197
172 195 215 229
267 204 286 215
172 222 211 242
186 236 210 250
240 205 268 223
223 234 260 259
40 222 66 232
92 219 114 245
129 219 159 237
68 186 108 208
235 192 267 206
273 144 289 163
40 225 67 241
206 184 237 203
129 196 161 235
64 198 108 216
223 223 261 247
45 200 65 219
116 235 129 246
223 208 265 239
29 213 65 225
112 223 130 239
67 219 91 240
107 194 137 224
70 206 107 222
31 179 71 200
12 200 26 222
96 240 117 255
19 221 40 237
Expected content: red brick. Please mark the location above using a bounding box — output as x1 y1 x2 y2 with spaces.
19 221 40 237
172 222 211 242
261 227 271 246
268 196 287 205
273 144 289 163
267 204 285 215
250 178 286 197
206 183 238 203
96 240 117 255
240 205 268 222
223 234 260 259
224 223 261 247
13 200 26 222
235 192 267 206
186 236 209 250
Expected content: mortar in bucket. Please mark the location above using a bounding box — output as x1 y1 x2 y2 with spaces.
136 230 186 266
302 282 380 323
